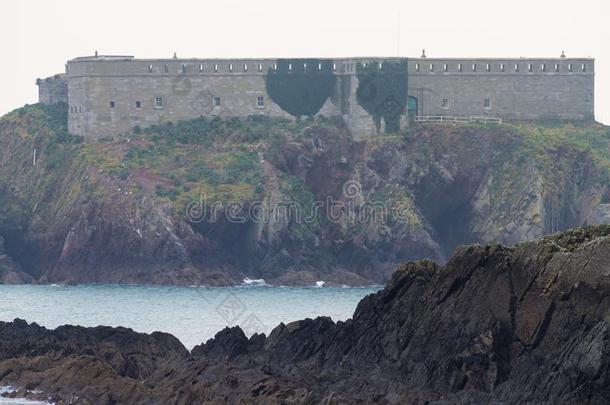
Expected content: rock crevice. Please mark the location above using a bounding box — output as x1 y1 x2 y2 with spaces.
1 226 610 403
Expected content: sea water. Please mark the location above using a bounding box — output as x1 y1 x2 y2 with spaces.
0 284 380 403
0 284 380 350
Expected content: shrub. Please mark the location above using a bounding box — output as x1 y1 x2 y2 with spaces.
265 59 336 120
356 60 408 133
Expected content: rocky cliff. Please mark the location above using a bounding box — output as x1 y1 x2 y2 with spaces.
1 225 609 404
0 104 609 285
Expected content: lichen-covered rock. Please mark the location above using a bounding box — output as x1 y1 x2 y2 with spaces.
0 104 608 285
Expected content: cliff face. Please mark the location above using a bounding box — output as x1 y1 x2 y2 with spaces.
0 235 31 283
0 104 609 285
1 225 610 404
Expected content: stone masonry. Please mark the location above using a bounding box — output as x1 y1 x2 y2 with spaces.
37 54 595 141
36 74 68 105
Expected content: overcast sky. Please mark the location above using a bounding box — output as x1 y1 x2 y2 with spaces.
2 0 608 123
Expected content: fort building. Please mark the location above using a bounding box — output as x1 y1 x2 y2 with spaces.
37 53 595 141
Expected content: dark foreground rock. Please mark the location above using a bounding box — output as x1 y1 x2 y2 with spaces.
1 225 610 404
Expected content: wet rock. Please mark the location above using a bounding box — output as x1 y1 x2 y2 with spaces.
1 226 610 403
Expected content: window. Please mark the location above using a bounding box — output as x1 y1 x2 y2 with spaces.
109 101 115 108
332 63 336 71
213 96 221 107
164 64 169 73
500 63 505 72
258 64 263 72
429 63 434 72
288 63 292 71
318 62 322 71
415 63 420 71
483 98 491 109
441 98 449 109
541 63 546 72
515 63 519 72
244 63 248 71
182 64 187 73
303 63 307 71
135 101 141 109
274 63 278 71
154 96 163 109
528 63 533 72
148 64 153 73
256 96 265 108
486 63 490 72
472 63 477 72
554 63 559 72
582 63 586 72
229 64 233 72
568 63 573 72
458 63 463 72
214 64 218 73
199 64 204 72
443 63 448 72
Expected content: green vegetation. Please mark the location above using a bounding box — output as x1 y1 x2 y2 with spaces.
356 60 408 133
80 113 344 216
2 102 609 236
265 59 336 119
507 122 610 175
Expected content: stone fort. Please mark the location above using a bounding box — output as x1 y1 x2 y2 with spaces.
37 53 595 141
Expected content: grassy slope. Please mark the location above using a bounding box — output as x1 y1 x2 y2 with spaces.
2 106 608 234
509 121 610 174
0 104 344 229
0 104 609 282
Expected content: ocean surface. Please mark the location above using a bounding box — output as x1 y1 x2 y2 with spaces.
0 284 380 350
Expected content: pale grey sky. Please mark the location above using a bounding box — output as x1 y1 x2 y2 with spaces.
2 0 609 123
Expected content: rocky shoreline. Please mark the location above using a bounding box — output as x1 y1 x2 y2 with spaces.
1 225 609 404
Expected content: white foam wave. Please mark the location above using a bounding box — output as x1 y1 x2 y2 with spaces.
242 277 268 286
0 386 52 404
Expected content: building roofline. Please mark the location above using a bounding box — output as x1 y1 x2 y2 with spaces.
67 55 594 63
409 57 594 61
70 55 135 61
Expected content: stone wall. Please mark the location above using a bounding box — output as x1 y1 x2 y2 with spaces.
38 55 596 141
408 58 594 120
65 57 353 140
36 75 68 105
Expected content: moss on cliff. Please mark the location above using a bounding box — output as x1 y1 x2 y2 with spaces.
0 103 608 285
510 122 610 174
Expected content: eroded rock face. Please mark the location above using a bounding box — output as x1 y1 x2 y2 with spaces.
1 226 609 404
0 236 31 284
0 105 608 286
